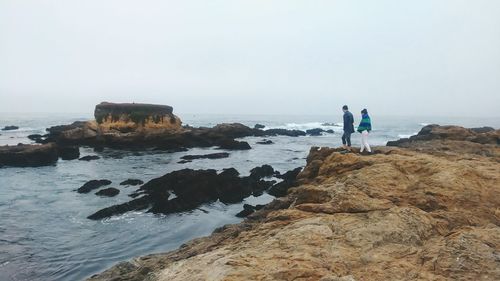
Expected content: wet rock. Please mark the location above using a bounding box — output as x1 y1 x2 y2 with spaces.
95 188 120 197
325 129 334 134
264 128 306 137
177 160 191 164
27 134 44 142
79 155 100 161
236 204 256 218
180 152 230 161
268 167 302 197
77 180 112 193
120 179 144 186
217 139 251 150
306 128 324 136
88 167 277 220
258 139 274 144
1 125 19 131
87 196 151 220
254 124 265 129
0 143 58 167
58 146 80 160
249 165 275 179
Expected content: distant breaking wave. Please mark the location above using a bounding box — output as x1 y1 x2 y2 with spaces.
264 122 343 131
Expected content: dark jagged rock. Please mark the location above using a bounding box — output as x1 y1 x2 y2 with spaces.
79 155 100 161
236 204 256 217
58 146 80 160
264 128 306 137
217 139 251 150
88 167 277 220
254 124 266 129
120 179 144 186
0 143 59 167
87 197 151 220
27 134 43 142
2 125 19 131
95 188 120 197
178 160 191 164
325 129 334 134
268 167 302 197
77 180 112 193
257 139 273 145
306 128 324 136
180 152 229 161
250 165 275 179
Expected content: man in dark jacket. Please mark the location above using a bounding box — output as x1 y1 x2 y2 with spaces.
342 105 355 149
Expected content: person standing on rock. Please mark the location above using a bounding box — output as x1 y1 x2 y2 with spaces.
357 108 372 154
342 105 355 150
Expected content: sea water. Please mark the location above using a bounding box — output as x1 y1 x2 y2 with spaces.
1 113 498 281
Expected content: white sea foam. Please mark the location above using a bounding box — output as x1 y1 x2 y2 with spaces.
398 133 418 139
419 123 430 126
265 122 342 131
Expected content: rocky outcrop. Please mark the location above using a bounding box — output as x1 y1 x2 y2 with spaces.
0 143 58 167
89 125 500 281
87 167 280 220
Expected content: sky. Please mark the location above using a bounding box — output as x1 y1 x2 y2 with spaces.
0 0 499 117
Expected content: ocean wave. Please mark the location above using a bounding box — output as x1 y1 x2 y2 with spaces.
419 123 430 126
265 122 342 131
398 133 418 139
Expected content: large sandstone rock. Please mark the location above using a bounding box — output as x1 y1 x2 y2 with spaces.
88 125 500 281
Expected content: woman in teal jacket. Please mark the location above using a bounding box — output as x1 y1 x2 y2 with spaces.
357 108 372 153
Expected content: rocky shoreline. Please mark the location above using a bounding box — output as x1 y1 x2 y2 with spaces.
88 125 500 281
0 102 332 167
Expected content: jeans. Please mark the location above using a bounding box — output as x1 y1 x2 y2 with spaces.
360 130 371 152
342 132 352 147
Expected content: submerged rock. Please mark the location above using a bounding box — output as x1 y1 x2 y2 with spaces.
77 180 112 193
254 124 265 129
120 179 144 186
256 139 273 145
180 152 230 160
306 128 324 136
2 125 19 131
95 188 120 197
0 143 58 167
264 128 306 137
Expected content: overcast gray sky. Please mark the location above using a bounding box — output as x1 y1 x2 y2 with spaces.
0 0 499 116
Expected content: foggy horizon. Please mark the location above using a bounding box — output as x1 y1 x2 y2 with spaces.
1 1 500 117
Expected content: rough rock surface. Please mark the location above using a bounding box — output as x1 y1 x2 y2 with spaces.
87 168 279 220
89 125 500 281
95 187 120 197
77 180 112 194
0 143 59 167
1 125 19 131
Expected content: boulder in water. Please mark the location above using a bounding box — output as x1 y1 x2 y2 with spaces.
95 188 120 197
77 180 112 193
0 143 58 167
2 125 19 131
